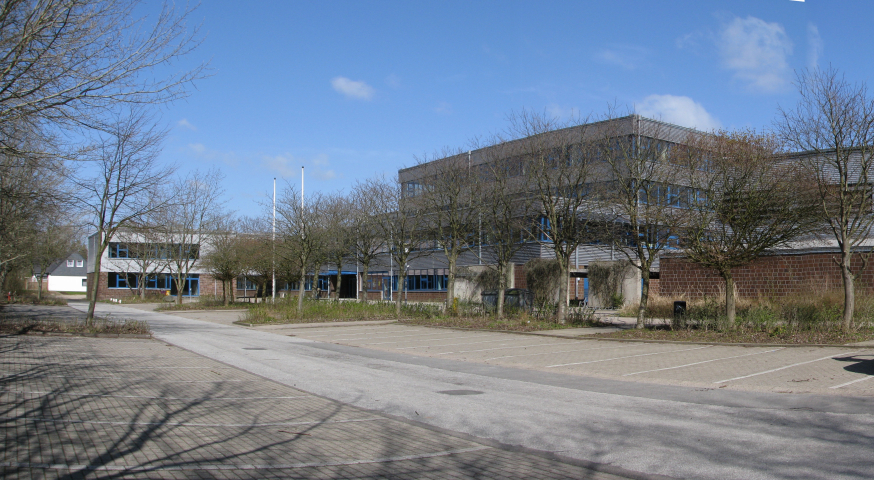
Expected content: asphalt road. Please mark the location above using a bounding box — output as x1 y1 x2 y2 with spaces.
70 302 874 480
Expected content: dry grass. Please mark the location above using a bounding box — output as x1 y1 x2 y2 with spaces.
605 290 874 344
0 317 151 335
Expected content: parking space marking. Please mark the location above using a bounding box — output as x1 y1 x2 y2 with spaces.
546 345 712 368
435 342 574 355
829 376 874 389
713 351 860 384
622 348 784 376
395 338 513 350
361 334 503 346
483 343 646 361
350 332 489 344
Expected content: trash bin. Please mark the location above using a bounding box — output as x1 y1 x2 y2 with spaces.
673 301 687 317
481 291 498 310
504 289 534 311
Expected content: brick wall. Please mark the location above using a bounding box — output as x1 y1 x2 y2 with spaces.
659 252 872 299
513 264 527 289
87 272 226 301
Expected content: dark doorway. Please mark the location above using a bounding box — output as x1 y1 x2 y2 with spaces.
339 274 357 299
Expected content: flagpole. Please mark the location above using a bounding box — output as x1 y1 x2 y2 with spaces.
272 177 276 303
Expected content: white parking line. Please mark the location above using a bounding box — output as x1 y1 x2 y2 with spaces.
484 343 645 361
395 338 512 350
348 331 489 343
622 348 784 376
713 351 860 384
303 328 411 338
829 376 874 389
546 345 713 368
360 334 502 346
435 342 571 355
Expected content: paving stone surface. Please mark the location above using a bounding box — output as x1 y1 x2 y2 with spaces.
0 335 639 480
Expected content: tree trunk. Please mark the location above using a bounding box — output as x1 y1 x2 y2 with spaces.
840 247 855 331
86 248 107 325
637 269 650 329
555 257 569 324
360 265 369 302
175 274 184 305
297 265 306 313
223 279 229 306
496 265 506 319
335 259 343 301
445 252 457 311
36 275 44 301
0 265 8 300
723 272 736 330
395 271 406 317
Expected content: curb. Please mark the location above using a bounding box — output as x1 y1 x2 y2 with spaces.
4 331 153 339
396 322 867 348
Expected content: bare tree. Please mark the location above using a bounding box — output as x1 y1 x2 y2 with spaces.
0 127 67 289
276 186 328 313
29 215 79 300
595 113 694 328
160 168 226 305
349 181 386 302
75 109 173 323
201 217 245 306
323 193 353 300
681 130 818 327
474 138 536 318
0 0 207 157
776 67 874 331
504 110 598 323
412 148 481 311
367 175 430 317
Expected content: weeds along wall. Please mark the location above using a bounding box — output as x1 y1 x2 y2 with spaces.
660 250 874 299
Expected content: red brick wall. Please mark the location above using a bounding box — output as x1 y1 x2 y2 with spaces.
659 253 870 299
87 272 226 301
648 277 660 296
513 264 527 289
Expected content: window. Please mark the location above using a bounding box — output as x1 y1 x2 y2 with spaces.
404 274 448 291
76 260 83 268
81 279 87 287
67 260 74 267
108 272 137 289
108 243 129 258
236 277 257 290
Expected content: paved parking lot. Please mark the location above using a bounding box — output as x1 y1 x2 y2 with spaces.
0 335 642 479
280 324 874 395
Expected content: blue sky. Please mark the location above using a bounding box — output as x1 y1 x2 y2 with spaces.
153 0 869 213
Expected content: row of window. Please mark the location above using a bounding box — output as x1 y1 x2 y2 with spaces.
107 272 200 296
108 242 199 260
66 259 84 268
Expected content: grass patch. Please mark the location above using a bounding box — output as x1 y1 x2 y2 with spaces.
242 298 400 324
3 292 67 306
399 302 605 332
0 316 151 335
156 295 248 311
603 291 874 345
595 326 874 345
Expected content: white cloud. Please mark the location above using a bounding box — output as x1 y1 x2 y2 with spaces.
434 101 452 115
636 94 721 131
331 76 375 100
177 118 197 131
385 73 401 88
187 143 239 167
717 16 793 92
807 23 823 68
595 45 647 70
262 153 336 181
545 104 579 121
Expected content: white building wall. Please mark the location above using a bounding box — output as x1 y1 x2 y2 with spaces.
48 276 87 292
